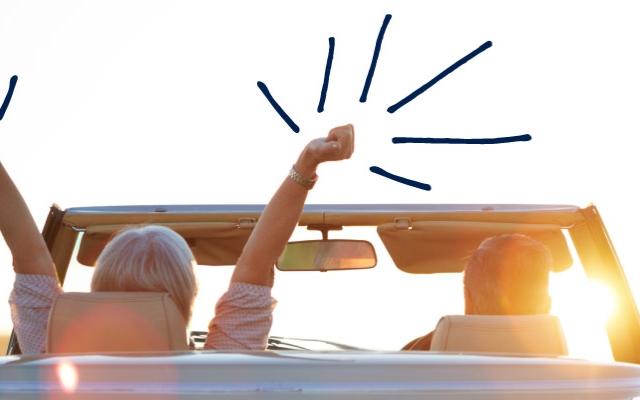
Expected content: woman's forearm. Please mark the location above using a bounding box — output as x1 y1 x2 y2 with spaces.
231 152 317 286
231 124 354 287
0 162 56 276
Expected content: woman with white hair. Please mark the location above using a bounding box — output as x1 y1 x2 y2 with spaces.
1 124 355 354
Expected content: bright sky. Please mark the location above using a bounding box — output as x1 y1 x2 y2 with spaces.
1 1 639 360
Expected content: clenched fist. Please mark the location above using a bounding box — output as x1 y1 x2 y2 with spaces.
295 124 355 177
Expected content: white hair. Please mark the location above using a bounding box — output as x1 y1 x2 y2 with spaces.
91 225 198 322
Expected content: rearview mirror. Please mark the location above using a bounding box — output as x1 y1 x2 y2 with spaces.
277 240 377 271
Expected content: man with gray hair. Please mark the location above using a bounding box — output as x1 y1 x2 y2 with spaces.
403 233 553 350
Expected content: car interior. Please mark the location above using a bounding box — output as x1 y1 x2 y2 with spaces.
8 204 638 364
41 211 573 356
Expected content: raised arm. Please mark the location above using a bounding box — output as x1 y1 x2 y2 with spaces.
0 162 56 277
231 124 354 287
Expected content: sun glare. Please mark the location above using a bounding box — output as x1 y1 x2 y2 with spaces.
57 360 78 393
550 272 615 361
586 280 616 320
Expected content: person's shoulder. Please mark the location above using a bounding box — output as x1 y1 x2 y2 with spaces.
402 330 434 351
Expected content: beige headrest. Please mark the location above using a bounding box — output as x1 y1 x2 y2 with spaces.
430 315 568 356
47 292 188 353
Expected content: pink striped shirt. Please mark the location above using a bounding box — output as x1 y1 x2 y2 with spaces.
9 274 276 354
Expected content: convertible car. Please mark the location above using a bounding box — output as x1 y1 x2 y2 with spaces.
1 204 640 399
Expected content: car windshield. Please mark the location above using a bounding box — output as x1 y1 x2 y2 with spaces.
60 224 614 361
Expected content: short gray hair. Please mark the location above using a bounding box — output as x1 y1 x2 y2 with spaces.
463 234 552 315
91 225 198 322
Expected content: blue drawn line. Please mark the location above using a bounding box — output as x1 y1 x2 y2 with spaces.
359 14 392 103
0 75 18 121
317 37 335 113
387 41 492 113
257 81 300 133
370 166 431 191
392 134 532 144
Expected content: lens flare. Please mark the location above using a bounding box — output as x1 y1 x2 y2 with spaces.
588 280 616 320
551 274 617 360
57 360 78 393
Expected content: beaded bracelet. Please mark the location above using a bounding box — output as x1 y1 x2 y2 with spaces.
288 165 318 190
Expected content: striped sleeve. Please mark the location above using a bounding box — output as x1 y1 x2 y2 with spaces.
204 282 276 350
8 274 62 354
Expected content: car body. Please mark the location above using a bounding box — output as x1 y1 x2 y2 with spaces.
2 352 640 399
2 203 640 399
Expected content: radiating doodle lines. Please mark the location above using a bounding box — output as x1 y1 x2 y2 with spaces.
257 15 531 191
0 75 18 121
